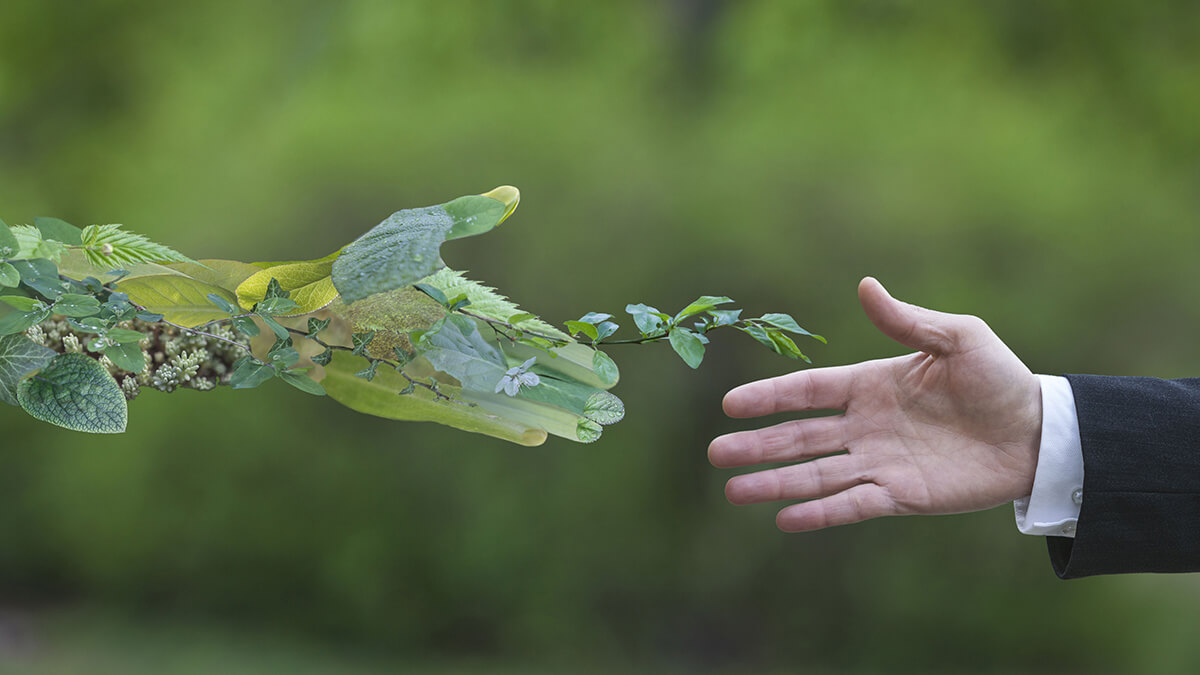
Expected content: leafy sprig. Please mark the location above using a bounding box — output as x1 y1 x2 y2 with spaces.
0 187 825 445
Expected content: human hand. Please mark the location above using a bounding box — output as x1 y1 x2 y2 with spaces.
708 277 1042 532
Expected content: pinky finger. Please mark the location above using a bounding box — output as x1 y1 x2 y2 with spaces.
775 484 896 532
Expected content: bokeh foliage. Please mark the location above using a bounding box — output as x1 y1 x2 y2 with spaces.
2 1 1200 672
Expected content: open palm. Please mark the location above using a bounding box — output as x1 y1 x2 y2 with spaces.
708 278 1043 532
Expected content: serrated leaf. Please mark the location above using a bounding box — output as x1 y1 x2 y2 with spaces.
103 341 146 373
0 334 56 406
576 417 603 443
331 187 520 304
583 390 625 425
668 327 705 369
673 296 734 325
79 224 195 268
0 263 18 288
17 353 127 433
52 293 101 318
235 257 339 315
118 274 241 327
279 368 325 396
415 268 567 340
34 217 83 245
591 350 619 387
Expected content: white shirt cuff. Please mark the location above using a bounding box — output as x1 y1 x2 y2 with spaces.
1014 374 1084 537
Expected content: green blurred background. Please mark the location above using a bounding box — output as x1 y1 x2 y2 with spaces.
2 1 1200 673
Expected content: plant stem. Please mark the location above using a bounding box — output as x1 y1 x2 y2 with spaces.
284 326 451 401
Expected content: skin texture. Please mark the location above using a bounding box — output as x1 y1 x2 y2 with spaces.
709 277 1043 532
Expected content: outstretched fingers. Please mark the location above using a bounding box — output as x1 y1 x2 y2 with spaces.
774 483 897 532
725 454 865 505
708 416 847 468
722 364 858 418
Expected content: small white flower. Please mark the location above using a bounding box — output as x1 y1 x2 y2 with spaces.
495 357 541 396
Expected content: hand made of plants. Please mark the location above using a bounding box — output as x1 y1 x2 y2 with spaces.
0 187 823 445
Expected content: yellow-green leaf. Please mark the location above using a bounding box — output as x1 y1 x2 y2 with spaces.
322 351 546 446
119 274 240 327
165 259 261 293
236 257 339 315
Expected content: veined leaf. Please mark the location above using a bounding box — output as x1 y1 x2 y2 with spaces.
583 391 625 425
0 334 56 406
331 186 521 304
79 224 195 268
118 274 240 327
34 217 83 245
322 350 547 446
236 256 339 315
417 268 567 340
166 259 261 293
17 353 127 433
673 295 734 325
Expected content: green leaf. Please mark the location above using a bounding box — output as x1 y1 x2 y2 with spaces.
79 224 195 268
768 329 809 363
232 316 259 337
576 417 603 443
564 321 599 342
322 350 547 446
164 259 261 292
33 217 84 245
52 293 101 318
0 334 56 406
118 274 241 327
595 321 619 341
0 297 50 336
103 341 146 373
577 312 613 324
8 225 65 262
279 368 326 396
738 324 779 352
415 268 568 340
311 347 333 366
331 187 521 304
673 296 734 325
506 312 535 324
105 328 146 344
0 221 17 259
354 359 380 381
583 390 625 425
17 353 127 433
0 263 18 287
708 308 743 327
413 283 448 306
757 312 823 341
306 317 330 339
625 303 666 336
351 331 377 356
11 258 66 298
229 357 276 389
591 350 619 387
207 293 236 314
235 258 339 315
668 327 705 369
259 314 290 340
254 296 300 315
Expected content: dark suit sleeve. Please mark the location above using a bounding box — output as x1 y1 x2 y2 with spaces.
1047 375 1200 578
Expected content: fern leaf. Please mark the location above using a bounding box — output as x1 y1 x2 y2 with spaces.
419 268 569 340
80 224 196 268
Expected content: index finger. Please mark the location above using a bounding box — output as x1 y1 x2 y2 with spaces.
722 364 858 418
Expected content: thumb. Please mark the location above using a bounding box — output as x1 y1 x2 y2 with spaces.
858 277 975 355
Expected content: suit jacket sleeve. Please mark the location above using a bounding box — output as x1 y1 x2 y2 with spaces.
1047 374 1200 578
